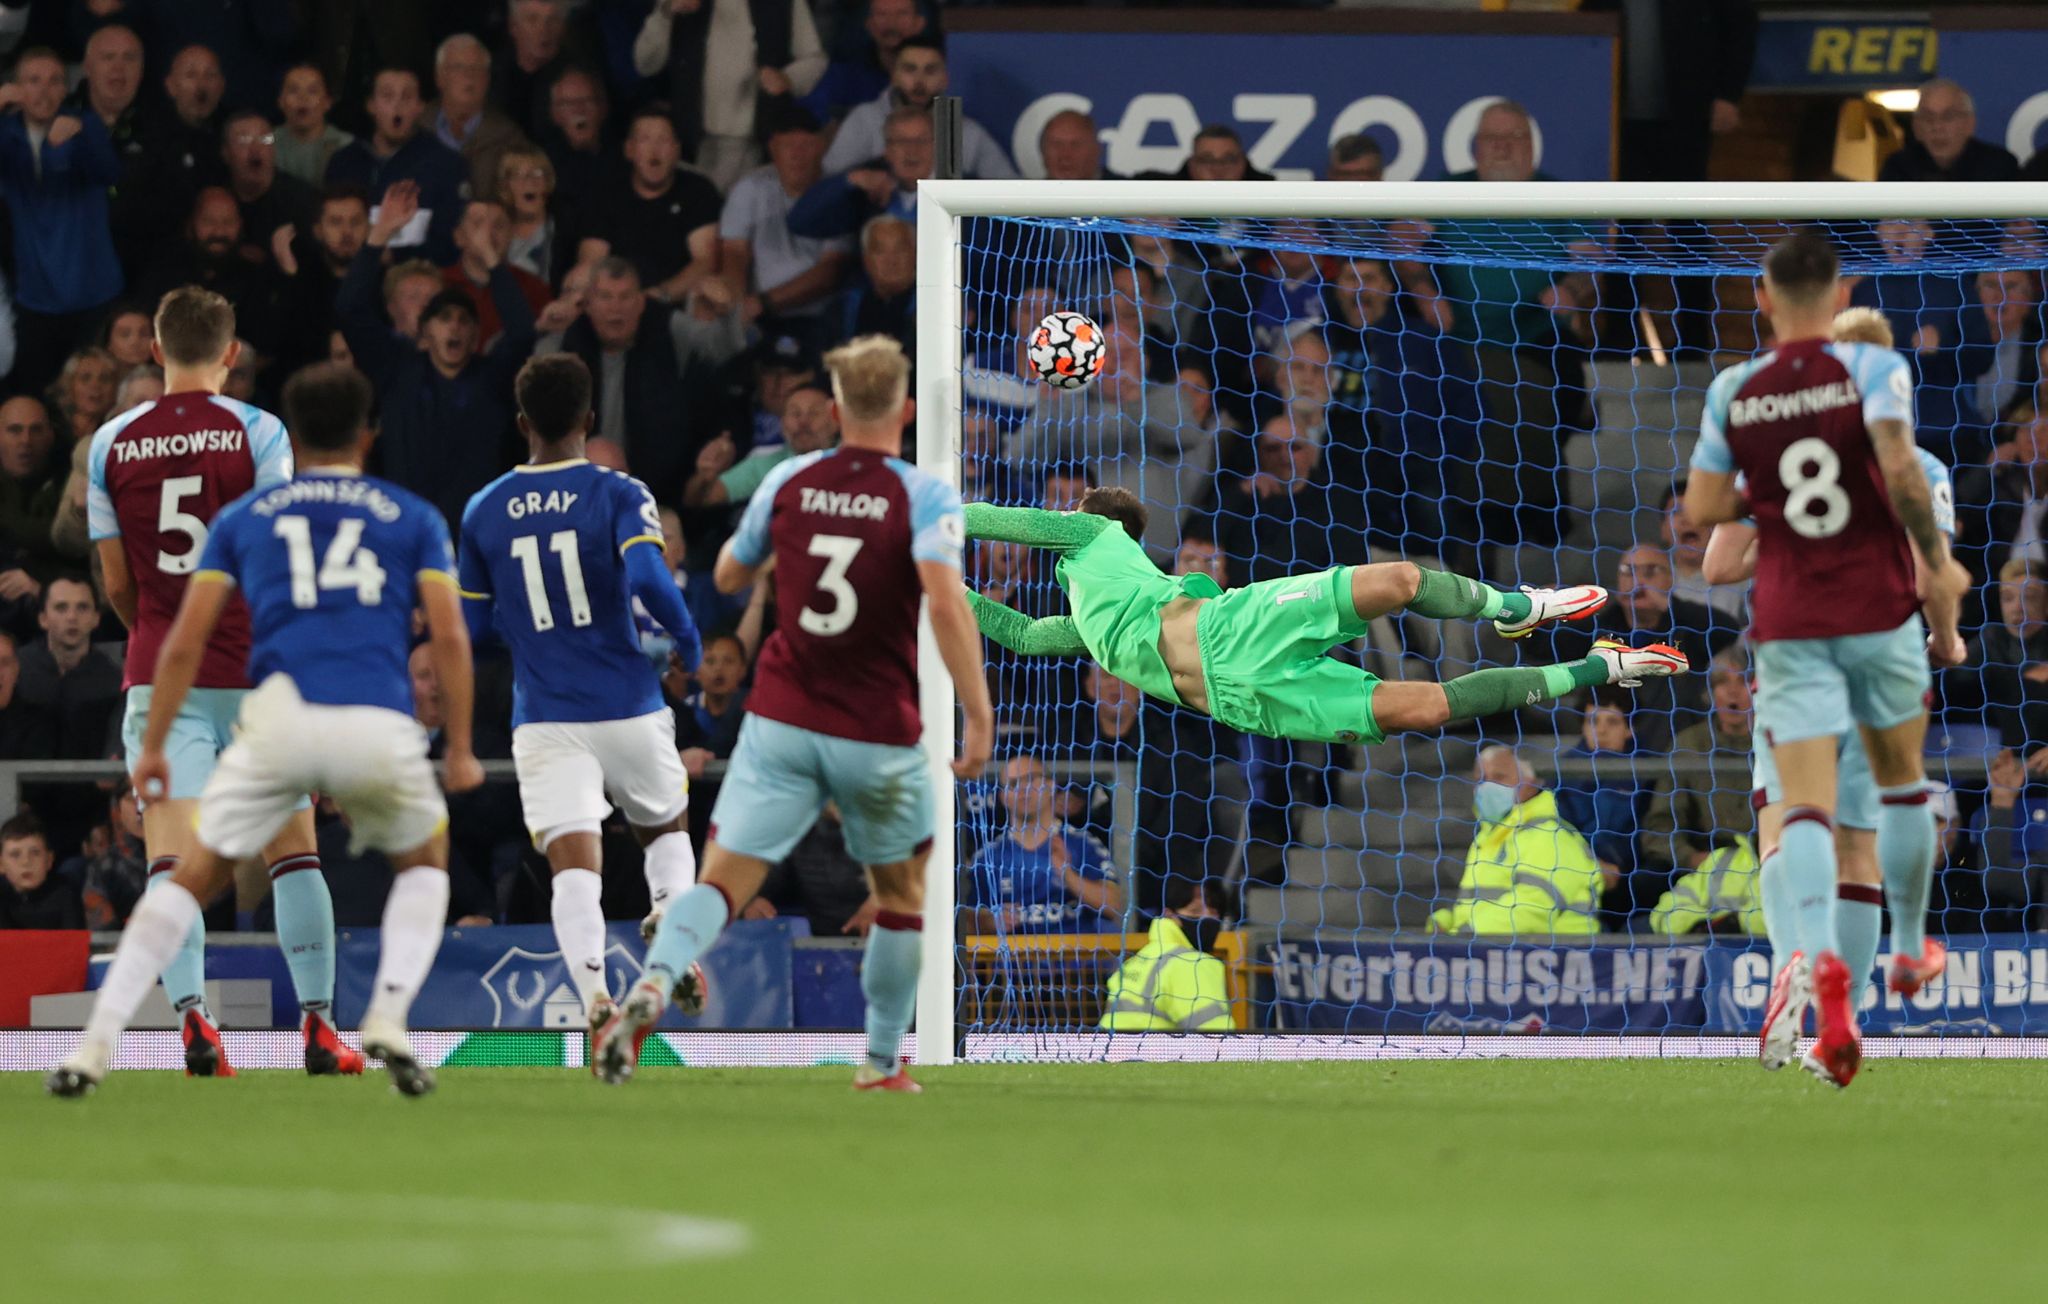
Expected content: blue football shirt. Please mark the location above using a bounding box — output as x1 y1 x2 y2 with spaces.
458 459 669 727
197 469 455 717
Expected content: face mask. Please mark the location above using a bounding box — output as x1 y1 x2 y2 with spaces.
1180 916 1223 956
1473 781 1518 824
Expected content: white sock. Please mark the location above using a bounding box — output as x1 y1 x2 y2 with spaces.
642 831 697 913
85 881 202 1050
550 868 610 1013
365 867 450 1026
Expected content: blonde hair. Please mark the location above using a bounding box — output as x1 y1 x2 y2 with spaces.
1999 555 2048 585
823 335 910 421
1831 306 1895 348
381 258 441 308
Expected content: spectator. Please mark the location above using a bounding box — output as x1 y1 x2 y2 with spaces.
837 216 914 356
821 34 1014 180
132 44 232 251
787 103 928 238
275 62 353 187
1324 133 1384 182
112 364 163 415
752 804 881 937
583 105 723 305
1430 745 1604 937
1964 269 2043 433
0 48 125 394
1955 404 2048 586
67 24 151 274
111 0 296 114
685 381 836 509
16 575 120 756
497 148 570 284
675 631 750 777
1879 79 2020 183
1322 260 1482 563
496 0 585 143
68 782 148 930
1655 662 1761 870
1976 751 2045 932
1554 700 1667 922
1099 878 1233 1032
1037 108 1104 181
0 815 84 930
1561 543 1734 749
1437 99 1589 551
802 0 927 126
1215 411 1359 589
324 67 471 264
1964 555 2048 751
1165 123 1271 182
961 755 1122 935
222 108 319 259
340 182 535 531
541 257 718 501
1659 478 1747 626
540 65 615 205
100 303 155 371
0 396 61 638
1848 221 1980 454
269 184 371 372
440 200 554 349
631 0 828 192
430 34 531 205
44 348 117 446
719 105 852 336
0 628 50 756
134 187 286 361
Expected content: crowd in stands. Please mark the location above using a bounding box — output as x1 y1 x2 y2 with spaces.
0 2 2043 948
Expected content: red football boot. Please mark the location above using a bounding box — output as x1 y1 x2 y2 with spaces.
1809 951 1862 1089
1888 939 1949 997
852 1064 922 1094
303 1012 365 1076
182 1008 237 1078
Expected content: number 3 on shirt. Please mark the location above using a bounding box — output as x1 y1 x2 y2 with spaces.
800 534 863 636
275 515 387 608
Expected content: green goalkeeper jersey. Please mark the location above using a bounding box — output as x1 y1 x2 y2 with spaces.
964 504 1221 707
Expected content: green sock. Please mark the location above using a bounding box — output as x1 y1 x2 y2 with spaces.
1408 567 1530 623
1441 658 1609 724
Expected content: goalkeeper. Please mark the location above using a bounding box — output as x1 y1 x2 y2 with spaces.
967 489 1689 746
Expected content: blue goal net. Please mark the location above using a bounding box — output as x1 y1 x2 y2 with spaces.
947 207 2048 1049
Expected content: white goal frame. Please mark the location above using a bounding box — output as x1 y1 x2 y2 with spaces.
909 180 2048 1065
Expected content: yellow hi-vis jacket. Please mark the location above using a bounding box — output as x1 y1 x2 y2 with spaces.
1649 837 1765 935
1429 790 1603 937
1099 917 1234 1032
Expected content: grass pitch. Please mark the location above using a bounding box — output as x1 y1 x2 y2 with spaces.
6 1059 2044 1302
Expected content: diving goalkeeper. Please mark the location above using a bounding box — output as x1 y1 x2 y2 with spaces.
967 489 1689 745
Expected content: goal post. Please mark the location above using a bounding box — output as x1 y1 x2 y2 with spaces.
912 180 2048 1065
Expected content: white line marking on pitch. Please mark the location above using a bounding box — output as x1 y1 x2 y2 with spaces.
7 1181 749 1275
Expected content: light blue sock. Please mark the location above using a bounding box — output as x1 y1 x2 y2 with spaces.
1758 852 1794 979
270 857 335 1018
643 883 729 992
861 914 923 1075
1876 784 1936 959
1836 884 1884 1019
146 861 209 1018
1777 810 1839 959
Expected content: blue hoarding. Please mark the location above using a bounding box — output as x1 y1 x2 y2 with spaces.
948 29 1615 182
335 920 796 1030
1266 937 2048 1036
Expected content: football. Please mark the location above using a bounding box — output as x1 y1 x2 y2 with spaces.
1027 311 1108 390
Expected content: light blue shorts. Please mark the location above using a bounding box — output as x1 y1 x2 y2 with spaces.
1753 617 1930 748
122 686 247 802
1752 729 1879 830
709 715 933 866
123 686 315 813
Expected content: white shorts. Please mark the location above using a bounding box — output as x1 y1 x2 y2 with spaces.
511 709 689 848
196 675 446 860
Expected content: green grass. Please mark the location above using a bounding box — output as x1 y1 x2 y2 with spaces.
6 1060 2046 1302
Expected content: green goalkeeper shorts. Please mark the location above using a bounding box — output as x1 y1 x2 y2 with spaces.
1194 567 1384 745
